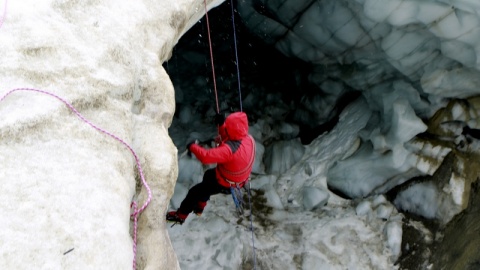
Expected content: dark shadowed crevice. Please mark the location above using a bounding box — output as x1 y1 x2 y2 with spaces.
298 90 362 144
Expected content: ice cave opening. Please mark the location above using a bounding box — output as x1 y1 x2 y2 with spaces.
165 1 480 269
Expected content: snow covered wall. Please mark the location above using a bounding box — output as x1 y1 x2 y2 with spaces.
0 0 222 269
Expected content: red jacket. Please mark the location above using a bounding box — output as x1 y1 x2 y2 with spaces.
189 112 256 188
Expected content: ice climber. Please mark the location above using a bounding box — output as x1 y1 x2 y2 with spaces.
166 111 256 225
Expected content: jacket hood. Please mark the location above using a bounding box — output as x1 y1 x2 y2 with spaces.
225 112 249 140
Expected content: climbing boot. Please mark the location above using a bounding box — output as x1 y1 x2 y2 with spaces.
193 201 207 216
166 211 187 226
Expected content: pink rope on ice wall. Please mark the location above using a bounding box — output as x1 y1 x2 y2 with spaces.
0 0 7 29
0 87 151 270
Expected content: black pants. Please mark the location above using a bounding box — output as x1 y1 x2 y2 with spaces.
178 168 230 215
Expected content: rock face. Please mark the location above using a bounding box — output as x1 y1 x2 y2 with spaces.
0 0 222 269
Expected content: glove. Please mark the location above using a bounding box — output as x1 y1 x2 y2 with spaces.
186 140 198 157
214 113 225 126
214 135 222 146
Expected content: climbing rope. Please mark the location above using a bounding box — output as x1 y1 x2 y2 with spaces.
0 0 7 30
246 182 257 269
229 0 242 112
0 88 151 270
202 2 256 267
203 0 220 113
229 3 256 263
230 185 244 216
203 0 244 112
229 182 257 269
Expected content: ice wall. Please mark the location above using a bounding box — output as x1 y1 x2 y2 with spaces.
0 0 222 269
237 0 480 201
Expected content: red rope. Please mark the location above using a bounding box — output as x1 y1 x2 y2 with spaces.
203 0 220 113
0 88 151 270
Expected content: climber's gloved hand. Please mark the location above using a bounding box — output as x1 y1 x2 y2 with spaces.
214 135 222 146
186 140 198 157
214 113 225 126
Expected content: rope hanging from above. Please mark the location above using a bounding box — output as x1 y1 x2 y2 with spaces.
229 0 243 112
202 3 256 268
203 0 244 113
203 0 220 114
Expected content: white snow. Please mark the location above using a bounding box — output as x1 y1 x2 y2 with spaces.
384 219 403 261
394 182 439 219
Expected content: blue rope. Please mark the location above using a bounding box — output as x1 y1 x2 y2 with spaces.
230 186 242 210
229 1 255 266
230 184 257 269
246 182 257 269
230 0 242 112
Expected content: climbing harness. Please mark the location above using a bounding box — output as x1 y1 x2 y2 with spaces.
0 88 151 270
